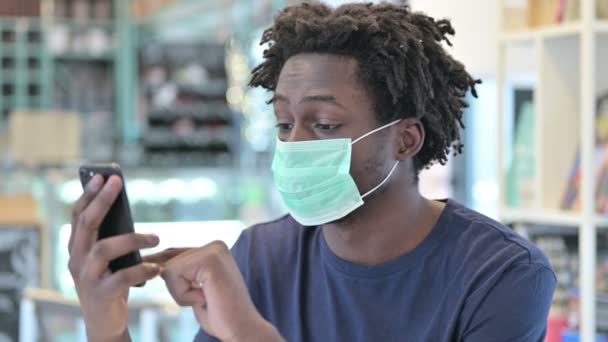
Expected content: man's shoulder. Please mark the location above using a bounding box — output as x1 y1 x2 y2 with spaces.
445 200 554 276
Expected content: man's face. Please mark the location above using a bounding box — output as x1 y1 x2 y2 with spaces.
272 53 398 204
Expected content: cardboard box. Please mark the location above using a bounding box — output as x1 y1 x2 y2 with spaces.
9 110 81 166
564 0 580 22
0 0 41 17
504 6 529 31
0 195 40 226
131 0 177 19
599 0 608 19
528 0 561 28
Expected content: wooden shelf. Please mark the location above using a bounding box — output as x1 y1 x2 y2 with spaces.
500 208 608 228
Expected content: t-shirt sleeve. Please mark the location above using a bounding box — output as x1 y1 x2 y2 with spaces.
461 262 557 342
192 230 252 342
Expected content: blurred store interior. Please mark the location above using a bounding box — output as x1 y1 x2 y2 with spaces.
0 0 607 341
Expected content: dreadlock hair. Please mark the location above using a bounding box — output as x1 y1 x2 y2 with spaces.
249 2 481 173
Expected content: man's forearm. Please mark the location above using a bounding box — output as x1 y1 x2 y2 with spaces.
226 318 285 342
250 320 285 342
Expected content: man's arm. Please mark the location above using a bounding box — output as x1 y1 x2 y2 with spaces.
461 262 557 342
159 239 283 341
68 175 162 342
192 230 251 342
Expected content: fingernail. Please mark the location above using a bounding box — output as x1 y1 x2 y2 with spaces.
107 176 120 191
108 176 120 191
88 175 103 191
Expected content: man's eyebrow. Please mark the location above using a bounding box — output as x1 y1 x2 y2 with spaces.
268 93 290 104
269 93 346 109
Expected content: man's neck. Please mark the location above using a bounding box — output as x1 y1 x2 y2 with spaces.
321 189 445 266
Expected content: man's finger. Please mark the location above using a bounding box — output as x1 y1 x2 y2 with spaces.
71 176 123 258
100 262 161 292
142 248 193 265
84 233 160 277
172 289 206 307
68 175 104 254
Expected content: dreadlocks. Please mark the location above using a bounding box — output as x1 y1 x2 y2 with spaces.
250 2 481 172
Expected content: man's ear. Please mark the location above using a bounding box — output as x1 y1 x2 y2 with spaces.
395 118 425 161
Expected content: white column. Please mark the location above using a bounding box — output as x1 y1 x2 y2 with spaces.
579 0 598 340
76 319 87 342
18 298 36 342
140 308 159 342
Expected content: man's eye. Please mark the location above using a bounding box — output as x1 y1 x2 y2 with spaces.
315 123 339 131
275 123 293 131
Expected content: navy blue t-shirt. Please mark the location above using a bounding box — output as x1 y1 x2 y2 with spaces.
195 200 556 341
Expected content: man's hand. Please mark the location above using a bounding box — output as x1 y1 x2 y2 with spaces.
68 175 161 342
159 241 284 342
142 247 193 266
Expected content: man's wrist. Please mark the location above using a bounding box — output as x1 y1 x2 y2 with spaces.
87 327 131 342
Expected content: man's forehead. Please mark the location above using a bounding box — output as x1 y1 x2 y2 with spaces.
277 53 361 94
280 54 358 81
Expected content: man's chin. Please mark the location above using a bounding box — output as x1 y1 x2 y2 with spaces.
322 211 358 227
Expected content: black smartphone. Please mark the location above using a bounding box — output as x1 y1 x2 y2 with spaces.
79 163 145 286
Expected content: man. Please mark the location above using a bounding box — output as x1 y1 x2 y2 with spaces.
68 3 556 342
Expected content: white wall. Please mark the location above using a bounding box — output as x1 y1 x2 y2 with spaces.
409 0 499 77
325 0 402 6
325 0 500 76
410 0 500 215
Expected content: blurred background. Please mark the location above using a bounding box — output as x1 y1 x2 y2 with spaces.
0 0 606 341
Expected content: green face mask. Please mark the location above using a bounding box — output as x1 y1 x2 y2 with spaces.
272 119 401 226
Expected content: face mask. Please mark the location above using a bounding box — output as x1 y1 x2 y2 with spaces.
272 119 401 226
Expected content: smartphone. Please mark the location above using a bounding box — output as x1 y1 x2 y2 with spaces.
79 163 145 286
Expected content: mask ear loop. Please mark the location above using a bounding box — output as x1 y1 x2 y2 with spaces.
352 119 402 198
351 119 402 145
361 161 399 198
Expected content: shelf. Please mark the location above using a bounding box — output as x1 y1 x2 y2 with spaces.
178 83 228 98
1 71 45 82
52 52 114 62
501 22 608 44
49 18 116 29
143 130 233 148
0 71 16 80
500 23 581 44
1 97 15 106
1 104 14 113
148 105 232 123
0 43 45 55
598 21 608 33
500 208 608 227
